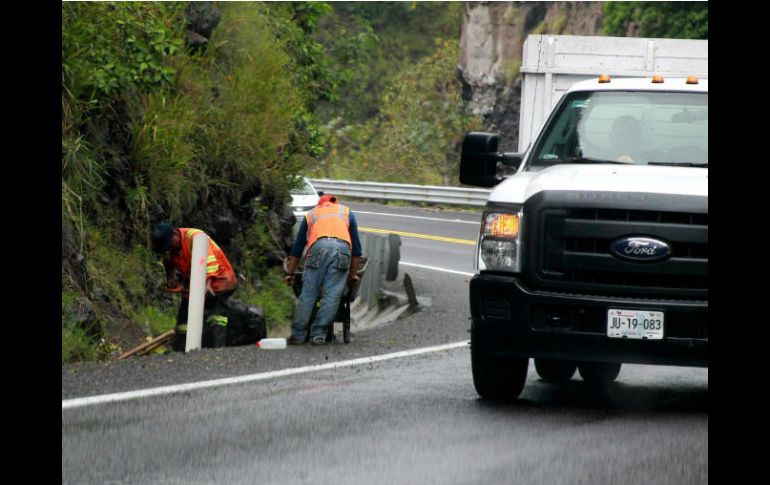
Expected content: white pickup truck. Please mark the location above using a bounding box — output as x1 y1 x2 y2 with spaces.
460 35 708 400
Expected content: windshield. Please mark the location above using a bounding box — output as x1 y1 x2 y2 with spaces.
290 179 317 195
529 91 708 168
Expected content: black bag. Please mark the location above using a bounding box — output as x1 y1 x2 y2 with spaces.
224 299 267 346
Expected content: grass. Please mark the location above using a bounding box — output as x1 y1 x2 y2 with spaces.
61 134 105 252
130 92 197 221
62 324 97 364
236 267 296 335
501 59 522 85
62 290 98 364
133 305 177 337
85 227 157 316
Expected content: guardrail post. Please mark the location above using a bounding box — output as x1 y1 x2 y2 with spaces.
357 232 386 312
383 233 401 281
185 233 209 352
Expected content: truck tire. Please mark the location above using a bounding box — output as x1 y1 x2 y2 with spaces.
471 341 528 401
578 362 621 384
534 359 577 383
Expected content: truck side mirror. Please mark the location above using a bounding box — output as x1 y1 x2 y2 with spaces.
460 132 523 187
460 132 502 187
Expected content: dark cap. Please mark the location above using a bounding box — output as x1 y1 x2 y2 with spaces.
151 223 175 253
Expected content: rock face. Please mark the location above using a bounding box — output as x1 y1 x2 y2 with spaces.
458 2 605 150
185 2 221 51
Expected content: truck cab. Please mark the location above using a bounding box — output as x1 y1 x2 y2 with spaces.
460 73 708 400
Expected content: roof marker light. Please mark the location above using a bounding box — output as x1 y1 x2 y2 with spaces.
598 74 611 83
686 76 699 84
651 75 664 83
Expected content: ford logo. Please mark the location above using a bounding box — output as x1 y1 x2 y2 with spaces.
610 237 672 262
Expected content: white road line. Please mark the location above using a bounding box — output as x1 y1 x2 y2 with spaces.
353 210 480 225
399 261 475 277
62 341 469 410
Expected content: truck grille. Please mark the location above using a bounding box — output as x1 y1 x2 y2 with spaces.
522 192 708 300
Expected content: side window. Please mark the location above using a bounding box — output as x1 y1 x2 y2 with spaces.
534 107 580 161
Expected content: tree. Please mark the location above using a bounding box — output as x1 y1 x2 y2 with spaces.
604 2 708 39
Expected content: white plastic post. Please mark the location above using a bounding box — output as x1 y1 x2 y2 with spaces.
185 233 209 352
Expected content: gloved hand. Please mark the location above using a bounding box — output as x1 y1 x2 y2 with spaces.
284 256 299 286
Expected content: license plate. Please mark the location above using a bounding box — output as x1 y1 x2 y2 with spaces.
607 309 664 340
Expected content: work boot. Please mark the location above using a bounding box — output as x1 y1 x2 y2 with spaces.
211 324 227 348
173 326 187 352
310 336 327 346
287 335 306 345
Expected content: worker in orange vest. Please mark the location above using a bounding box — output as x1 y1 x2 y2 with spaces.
151 223 238 351
284 194 362 345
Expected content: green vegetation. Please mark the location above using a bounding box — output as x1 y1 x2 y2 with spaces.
531 11 568 36
236 269 297 333
312 3 483 185
501 59 523 86
62 290 97 364
62 2 326 362
322 39 483 185
85 226 157 315
604 2 708 39
134 305 177 337
61 3 183 102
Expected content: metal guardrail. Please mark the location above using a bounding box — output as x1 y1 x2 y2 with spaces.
308 178 491 206
354 232 399 313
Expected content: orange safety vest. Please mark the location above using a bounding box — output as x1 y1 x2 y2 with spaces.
305 203 352 250
169 228 237 294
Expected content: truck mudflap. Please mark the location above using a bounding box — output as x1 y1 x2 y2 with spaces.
470 273 708 367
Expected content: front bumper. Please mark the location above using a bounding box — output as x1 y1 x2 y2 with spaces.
470 273 708 367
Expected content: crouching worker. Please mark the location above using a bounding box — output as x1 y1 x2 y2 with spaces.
151 223 238 351
284 194 362 345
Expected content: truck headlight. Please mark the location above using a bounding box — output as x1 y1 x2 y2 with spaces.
477 207 523 272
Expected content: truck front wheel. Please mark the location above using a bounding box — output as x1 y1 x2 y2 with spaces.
534 359 577 383
578 362 622 384
471 343 528 401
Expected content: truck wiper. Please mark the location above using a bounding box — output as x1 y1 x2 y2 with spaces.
648 161 708 167
559 157 631 165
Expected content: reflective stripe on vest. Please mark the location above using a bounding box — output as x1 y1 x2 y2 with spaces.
184 228 203 248
206 315 228 327
174 228 238 294
305 203 352 250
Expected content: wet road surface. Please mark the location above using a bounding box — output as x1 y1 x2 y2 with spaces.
62 348 707 485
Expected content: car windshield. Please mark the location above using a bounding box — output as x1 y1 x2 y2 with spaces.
529 90 708 168
290 179 316 195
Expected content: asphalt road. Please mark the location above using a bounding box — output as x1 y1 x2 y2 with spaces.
347 201 481 274
62 348 707 485
62 201 708 484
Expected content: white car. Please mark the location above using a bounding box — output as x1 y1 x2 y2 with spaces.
290 177 320 222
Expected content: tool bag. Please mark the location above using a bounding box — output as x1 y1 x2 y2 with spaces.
224 299 267 346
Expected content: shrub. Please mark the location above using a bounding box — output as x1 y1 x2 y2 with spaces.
62 291 97 364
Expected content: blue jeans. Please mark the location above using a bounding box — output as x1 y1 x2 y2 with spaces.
291 238 351 339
